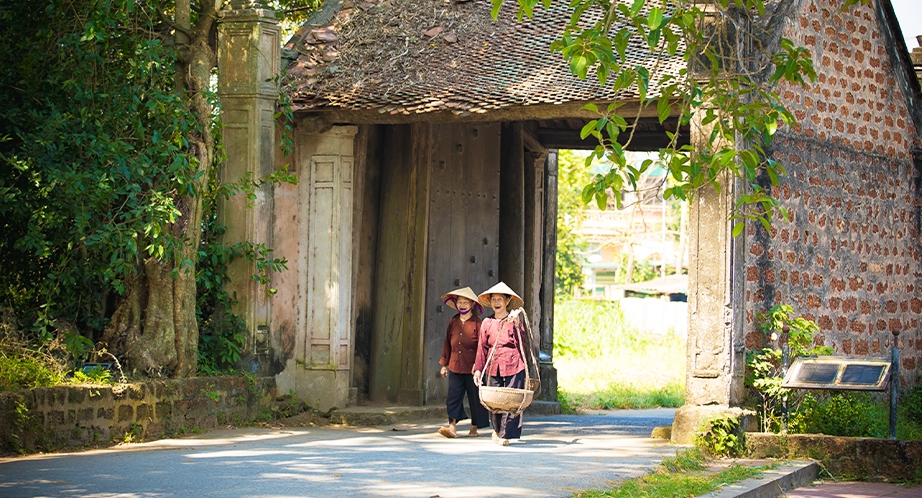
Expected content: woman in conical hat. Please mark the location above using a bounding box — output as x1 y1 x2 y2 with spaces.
472 281 530 445
437 287 489 439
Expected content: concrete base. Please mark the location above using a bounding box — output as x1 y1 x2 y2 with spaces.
651 425 672 439
397 388 425 406
525 400 562 416
671 404 758 444
275 363 351 412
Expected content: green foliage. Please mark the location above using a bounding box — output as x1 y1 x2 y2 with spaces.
577 447 767 498
790 392 887 438
1 0 301 376
554 299 658 358
200 384 221 403
695 415 745 458
0 348 64 392
121 422 143 444
554 298 685 410
489 0 871 232
560 382 684 410
72 366 114 385
556 150 590 296
0 0 197 343
745 304 833 432
902 383 922 426
610 253 659 285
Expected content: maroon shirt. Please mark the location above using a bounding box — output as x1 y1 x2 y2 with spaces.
473 315 528 377
439 314 482 374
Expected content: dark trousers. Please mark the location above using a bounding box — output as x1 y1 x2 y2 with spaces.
447 371 490 428
488 369 525 439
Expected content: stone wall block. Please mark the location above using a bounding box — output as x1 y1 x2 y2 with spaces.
747 433 922 481
117 405 134 423
155 401 173 420
67 387 86 404
1 377 280 455
97 407 114 421
136 403 150 421
128 384 146 401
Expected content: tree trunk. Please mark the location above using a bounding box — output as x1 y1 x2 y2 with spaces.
100 1 217 378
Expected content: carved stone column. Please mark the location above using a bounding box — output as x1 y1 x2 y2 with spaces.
217 3 280 365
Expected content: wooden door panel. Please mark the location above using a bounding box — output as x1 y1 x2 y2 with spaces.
424 122 500 403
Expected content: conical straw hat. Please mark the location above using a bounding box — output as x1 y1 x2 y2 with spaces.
477 281 524 310
440 287 480 311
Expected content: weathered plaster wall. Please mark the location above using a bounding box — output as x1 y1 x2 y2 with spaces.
0 377 279 455
745 0 922 386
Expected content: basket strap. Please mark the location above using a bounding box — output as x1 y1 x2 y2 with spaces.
512 312 531 414
521 310 541 386
480 320 500 388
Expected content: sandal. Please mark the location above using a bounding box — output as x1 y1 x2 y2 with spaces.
467 429 479 437
438 427 457 439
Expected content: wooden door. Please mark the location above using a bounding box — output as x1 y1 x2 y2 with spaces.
424 122 501 403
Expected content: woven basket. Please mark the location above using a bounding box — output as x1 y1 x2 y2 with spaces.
478 310 541 415
479 379 540 414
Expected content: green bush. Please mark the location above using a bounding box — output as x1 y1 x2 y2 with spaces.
902 383 922 425
790 392 887 438
695 415 745 458
554 299 651 358
0 350 64 392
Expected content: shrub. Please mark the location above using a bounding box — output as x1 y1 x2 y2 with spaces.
553 299 651 358
0 349 64 392
745 304 833 432
902 383 922 425
695 415 745 458
789 392 887 438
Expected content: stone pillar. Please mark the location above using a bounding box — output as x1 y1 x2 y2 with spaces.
275 126 357 411
670 3 756 443
217 3 280 363
672 151 752 443
499 122 525 293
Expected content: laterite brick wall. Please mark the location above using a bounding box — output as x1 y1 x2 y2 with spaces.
744 0 922 387
0 376 280 455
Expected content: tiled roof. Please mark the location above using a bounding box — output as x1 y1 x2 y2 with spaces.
284 0 685 116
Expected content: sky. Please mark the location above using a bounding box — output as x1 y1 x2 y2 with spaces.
891 0 922 50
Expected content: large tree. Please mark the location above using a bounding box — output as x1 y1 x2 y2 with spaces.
0 0 315 377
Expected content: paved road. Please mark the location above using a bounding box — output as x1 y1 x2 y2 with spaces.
0 410 678 498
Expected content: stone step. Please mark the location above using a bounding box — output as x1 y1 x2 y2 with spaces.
696 461 819 498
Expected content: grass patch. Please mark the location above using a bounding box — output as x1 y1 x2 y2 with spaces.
576 448 769 498
554 299 685 411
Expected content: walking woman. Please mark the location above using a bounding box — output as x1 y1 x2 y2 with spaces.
473 282 530 445
437 287 490 438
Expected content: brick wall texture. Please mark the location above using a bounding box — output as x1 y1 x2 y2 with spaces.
745 0 922 387
0 376 280 455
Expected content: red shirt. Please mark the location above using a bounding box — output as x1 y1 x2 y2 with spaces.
439 314 482 374
473 315 528 377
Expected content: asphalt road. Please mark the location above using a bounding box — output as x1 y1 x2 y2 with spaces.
0 409 679 498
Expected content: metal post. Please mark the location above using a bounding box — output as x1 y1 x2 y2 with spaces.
781 325 790 434
890 329 900 440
